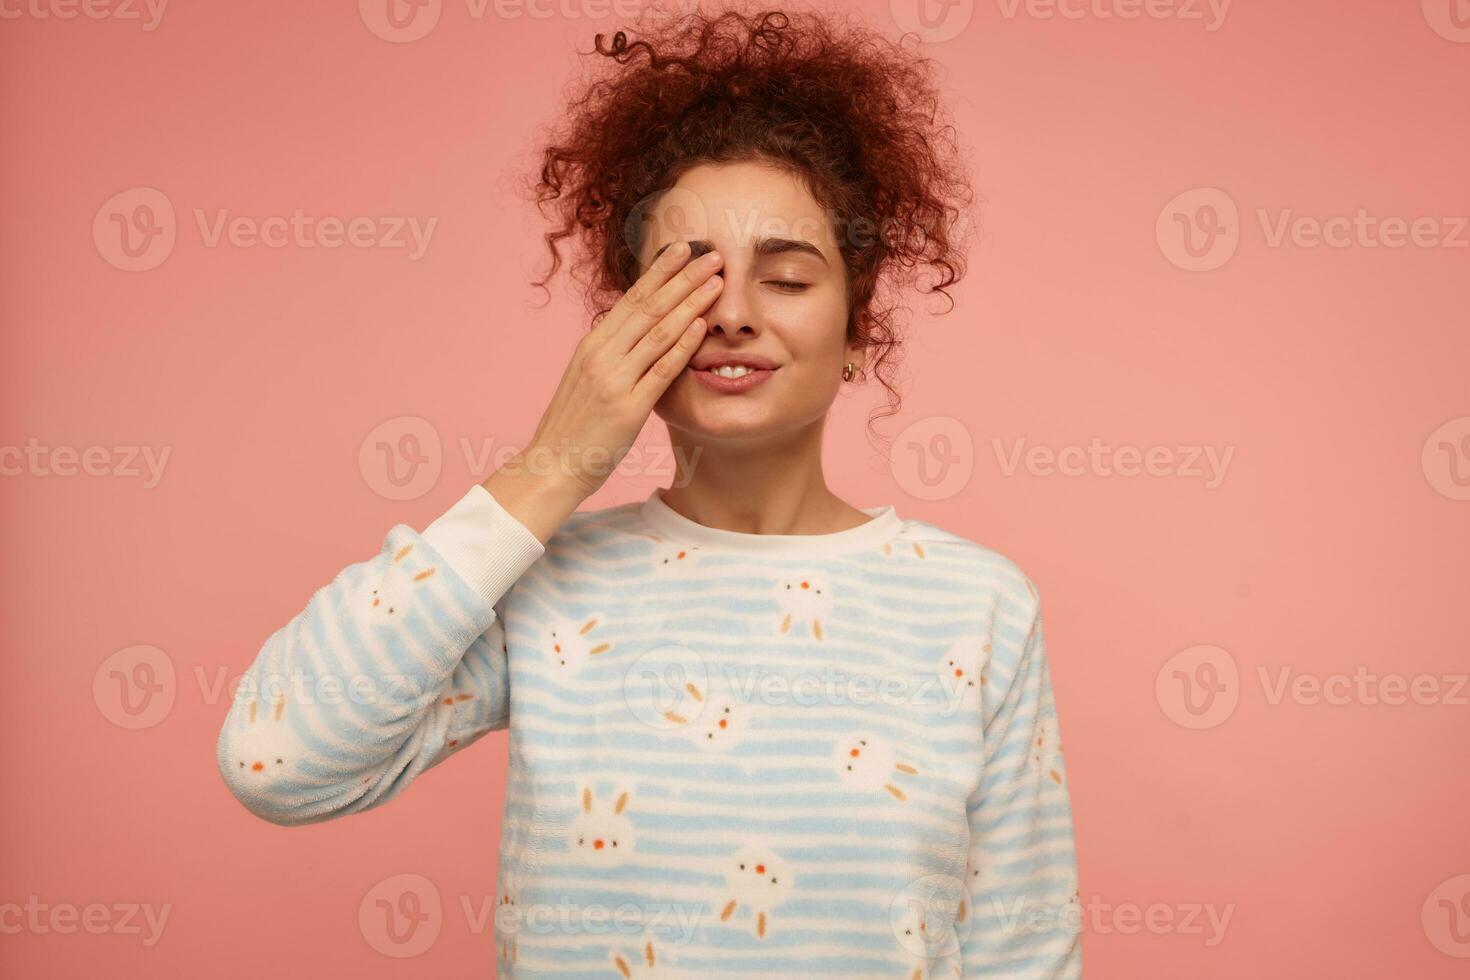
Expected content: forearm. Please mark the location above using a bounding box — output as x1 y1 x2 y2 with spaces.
215 486 546 826
480 449 589 545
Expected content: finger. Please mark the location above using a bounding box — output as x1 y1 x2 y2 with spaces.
591 239 690 341
622 273 722 379
632 315 708 405
607 246 723 356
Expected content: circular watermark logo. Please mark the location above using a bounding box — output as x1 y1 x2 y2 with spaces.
1421 416 1470 501
1157 187 1239 272
359 873 442 957
1423 0 1470 42
621 644 710 731
1155 644 1239 729
889 873 968 958
94 187 176 272
623 185 710 260
1422 873 1470 957
358 415 442 501
890 415 974 501
359 0 442 43
93 644 176 729
889 0 976 43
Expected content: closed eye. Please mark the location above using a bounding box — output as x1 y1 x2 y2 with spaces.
766 280 809 292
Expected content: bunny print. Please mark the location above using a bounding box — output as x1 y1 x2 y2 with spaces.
496 888 519 968
610 938 660 978
938 635 990 715
369 542 436 616
661 680 747 752
718 840 795 940
956 847 984 926
568 784 636 867
881 539 927 559
775 575 833 640
895 904 962 976
892 878 966 980
608 936 701 979
835 737 920 801
643 532 701 577
1031 716 1064 785
546 615 611 671
230 693 293 779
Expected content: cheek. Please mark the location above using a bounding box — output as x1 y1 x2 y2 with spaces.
764 292 849 365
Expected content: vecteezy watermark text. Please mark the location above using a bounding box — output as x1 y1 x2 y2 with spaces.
1 439 170 488
992 437 1234 489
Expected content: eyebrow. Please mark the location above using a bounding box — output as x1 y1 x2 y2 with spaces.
651 237 828 265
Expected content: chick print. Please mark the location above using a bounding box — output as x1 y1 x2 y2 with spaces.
546 615 611 671
776 575 833 640
939 636 990 714
1031 716 1064 785
568 784 636 867
835 737 920 802
661 680 747 752
369 542 437 616
719 841 794 939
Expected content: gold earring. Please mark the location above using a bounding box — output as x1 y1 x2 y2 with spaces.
842 362 856 382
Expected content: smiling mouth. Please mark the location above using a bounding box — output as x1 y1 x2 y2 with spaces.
686 363 779 393
700 365 771 379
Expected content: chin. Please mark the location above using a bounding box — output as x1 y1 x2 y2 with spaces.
654 400 785 444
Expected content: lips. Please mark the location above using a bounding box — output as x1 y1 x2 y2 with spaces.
688 361 777 393
688 352 780 371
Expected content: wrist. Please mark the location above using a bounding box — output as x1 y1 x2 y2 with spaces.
481 456 587 544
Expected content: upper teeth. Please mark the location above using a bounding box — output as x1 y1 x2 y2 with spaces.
709 365 754 378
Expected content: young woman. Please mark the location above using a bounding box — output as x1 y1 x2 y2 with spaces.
217 7 1081 978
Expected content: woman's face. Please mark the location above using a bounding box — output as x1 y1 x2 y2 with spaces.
634 160 861 446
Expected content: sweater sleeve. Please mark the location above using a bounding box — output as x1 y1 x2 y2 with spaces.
215 484 545 827
958 581 1083 977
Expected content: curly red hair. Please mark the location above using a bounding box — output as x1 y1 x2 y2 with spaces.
523 4 974 434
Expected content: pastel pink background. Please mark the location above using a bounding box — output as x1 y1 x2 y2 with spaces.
2 1 1467 977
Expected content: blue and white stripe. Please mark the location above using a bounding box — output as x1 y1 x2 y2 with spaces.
217 485 1081 977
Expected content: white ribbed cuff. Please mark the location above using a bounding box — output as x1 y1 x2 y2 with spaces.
422 484 546 605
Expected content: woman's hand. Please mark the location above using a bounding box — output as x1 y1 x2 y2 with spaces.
482 240 724 542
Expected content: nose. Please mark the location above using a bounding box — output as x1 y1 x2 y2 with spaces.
704 270 757 338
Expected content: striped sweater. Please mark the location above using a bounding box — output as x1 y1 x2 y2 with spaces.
216 484 1082 978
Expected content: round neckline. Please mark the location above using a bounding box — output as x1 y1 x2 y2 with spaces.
638 488 903 556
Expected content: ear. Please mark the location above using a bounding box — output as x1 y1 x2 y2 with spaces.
614 790 628 816
273 694 285 721
582 785 593 814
